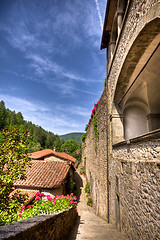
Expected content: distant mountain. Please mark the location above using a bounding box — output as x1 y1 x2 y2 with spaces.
60 132 84 145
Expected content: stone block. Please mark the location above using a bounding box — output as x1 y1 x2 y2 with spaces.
126 167 132 174
155 147 160 152
146 201 152 209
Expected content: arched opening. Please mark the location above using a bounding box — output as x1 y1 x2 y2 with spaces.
112 15 160 144
124 103 148 140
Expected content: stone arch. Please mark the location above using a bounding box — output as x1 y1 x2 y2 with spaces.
114 18 160 104
111 3 160 144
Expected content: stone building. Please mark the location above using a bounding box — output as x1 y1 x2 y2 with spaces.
12 149 76 204
82 0 160 239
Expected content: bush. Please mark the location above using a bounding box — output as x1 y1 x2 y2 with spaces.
81 133 86 143
67 172 77 195
87 196 92 206
0 128 30 213
85 182 90 194
0 193 77 226
80 170 86 175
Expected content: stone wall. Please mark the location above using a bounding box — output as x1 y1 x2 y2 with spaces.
83 90 108 220
111 133 160 239
82 1 160 239
0 207 77 240
107 0 160 103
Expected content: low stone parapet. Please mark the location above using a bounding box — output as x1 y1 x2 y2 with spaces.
0 207 77 240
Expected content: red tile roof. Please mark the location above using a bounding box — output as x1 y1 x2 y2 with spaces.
15 160 70 189
10 189 38 205
29 149 54 159
53 152 76 163
29 149 76 163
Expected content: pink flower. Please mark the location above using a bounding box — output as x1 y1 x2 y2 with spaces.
35 192 41 197
22 205 25 211
53 200 56 205
40 193 44 197
47 195 52 202
27 205 34 209
18 213 22 218
35 196 40 201
71 193 73 196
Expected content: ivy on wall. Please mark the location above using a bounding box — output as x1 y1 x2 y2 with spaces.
84 100 100 152
93 115 99 152
81 133 86 142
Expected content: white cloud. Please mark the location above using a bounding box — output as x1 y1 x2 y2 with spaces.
94 0 103 31
0 94 49 113
56 104 90 117
0 0 107 134
0 93 86 134
27 54 103 84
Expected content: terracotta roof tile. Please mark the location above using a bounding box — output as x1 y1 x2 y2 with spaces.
15 160 70 189
29 149 54 159
10 189 38 205
53 152 76 163
29 149 76 163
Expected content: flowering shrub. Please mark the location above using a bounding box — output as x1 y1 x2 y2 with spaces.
0 193 77 226
85 100 100 131
87 196 92 207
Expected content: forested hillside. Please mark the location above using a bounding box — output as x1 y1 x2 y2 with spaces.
0 100 65 152
60 132 84 144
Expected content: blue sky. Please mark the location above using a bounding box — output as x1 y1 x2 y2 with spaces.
0 0 107 135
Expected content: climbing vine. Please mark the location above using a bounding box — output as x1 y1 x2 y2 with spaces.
93 115 99 140
84 100 99 152
93 115 99 152
81 133 86 143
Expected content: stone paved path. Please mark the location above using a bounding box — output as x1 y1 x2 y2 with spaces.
67 171 129 240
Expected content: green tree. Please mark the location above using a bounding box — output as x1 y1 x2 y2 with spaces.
0 100 65 153
54 136 65 152
0 128 31 212
60 140 81 163
0 101 6 129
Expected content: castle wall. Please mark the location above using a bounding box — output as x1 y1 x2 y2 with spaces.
83 91 108 220
83 1 160 239
111 134 160 239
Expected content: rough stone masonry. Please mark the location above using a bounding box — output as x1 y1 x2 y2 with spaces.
82 0 160 239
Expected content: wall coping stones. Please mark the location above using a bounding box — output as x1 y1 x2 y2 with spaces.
0 207 77 240
113 129 160 148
